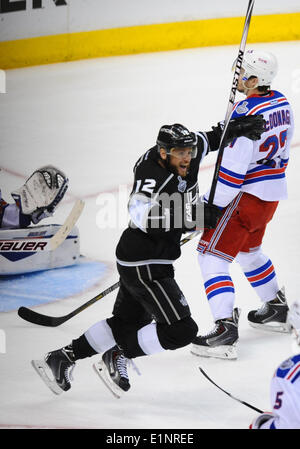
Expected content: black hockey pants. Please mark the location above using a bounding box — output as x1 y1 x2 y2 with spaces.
107 263 198 358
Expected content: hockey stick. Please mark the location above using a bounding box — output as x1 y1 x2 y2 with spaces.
18 281 120 327
199 367 263 413
50 199 85 250
208 0 255 205
0 199 85 253
18 229 201 327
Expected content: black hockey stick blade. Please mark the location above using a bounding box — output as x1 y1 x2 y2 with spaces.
199 367 263 413
18 281 120 327
18 306 66 327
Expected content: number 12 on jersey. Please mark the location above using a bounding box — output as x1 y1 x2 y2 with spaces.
135 179 156 194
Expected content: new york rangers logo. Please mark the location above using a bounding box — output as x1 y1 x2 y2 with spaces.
177 176 187 192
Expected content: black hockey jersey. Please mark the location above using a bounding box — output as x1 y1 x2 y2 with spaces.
116 131 215 266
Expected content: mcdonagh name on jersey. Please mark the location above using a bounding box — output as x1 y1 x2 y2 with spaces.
265 109 291 131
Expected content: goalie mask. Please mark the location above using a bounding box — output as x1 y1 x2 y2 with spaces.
11 165 69 216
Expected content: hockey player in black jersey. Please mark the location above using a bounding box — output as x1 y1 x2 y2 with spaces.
32 116 265 397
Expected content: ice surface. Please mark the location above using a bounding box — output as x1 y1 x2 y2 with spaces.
0 41 299 429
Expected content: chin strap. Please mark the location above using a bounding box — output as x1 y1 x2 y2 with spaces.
241 77 259 95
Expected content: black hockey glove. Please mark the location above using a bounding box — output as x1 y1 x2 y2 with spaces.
212 114 266 147
204 202 223 229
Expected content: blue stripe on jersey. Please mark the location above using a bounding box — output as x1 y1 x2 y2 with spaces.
280 158 289 167
218 178 243 188
247 164 286 174
219 166 245 179
218 166 245 189
270 421 276 429
250 101 289 116
291 370 300 384
243 173 286 185
231 90 289 119
276 354 300 379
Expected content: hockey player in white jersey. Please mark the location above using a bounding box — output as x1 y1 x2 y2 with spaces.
192 49 294 360
250 300 300 429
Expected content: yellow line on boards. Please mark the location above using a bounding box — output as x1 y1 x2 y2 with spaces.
1 12 300 69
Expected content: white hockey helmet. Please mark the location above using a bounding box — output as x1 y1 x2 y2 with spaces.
241 49 278 86
287 300 300 354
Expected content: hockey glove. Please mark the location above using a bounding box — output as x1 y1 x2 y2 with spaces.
212 114 266 147
191 198 223 230
11 165 68 224
204 202 223 229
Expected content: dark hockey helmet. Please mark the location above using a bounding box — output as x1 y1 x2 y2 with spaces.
156 124 198 158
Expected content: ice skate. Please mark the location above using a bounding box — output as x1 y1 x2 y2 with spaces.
191 308 240 360
31 346 75 395
248 287 291 333
93 345 131 399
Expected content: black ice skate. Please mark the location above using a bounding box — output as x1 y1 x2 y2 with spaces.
248 287 290 333
191 308 241 360
93 345 131 399
31 346 75 395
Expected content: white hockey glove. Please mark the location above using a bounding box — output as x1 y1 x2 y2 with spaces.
249 412 274 429
11 165 68 224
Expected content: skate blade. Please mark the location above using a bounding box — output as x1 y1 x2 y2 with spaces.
31 359 63 395
93 360 124 399
191 343 238 360
248 321 291 334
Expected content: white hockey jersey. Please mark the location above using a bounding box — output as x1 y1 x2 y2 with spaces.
205 90 294 207
258 353 300 429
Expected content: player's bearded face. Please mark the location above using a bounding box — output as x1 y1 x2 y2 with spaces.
168 147 193 177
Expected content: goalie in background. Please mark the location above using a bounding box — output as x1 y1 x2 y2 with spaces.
0 165 80 275
0 165 68 229
250 300 300 429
